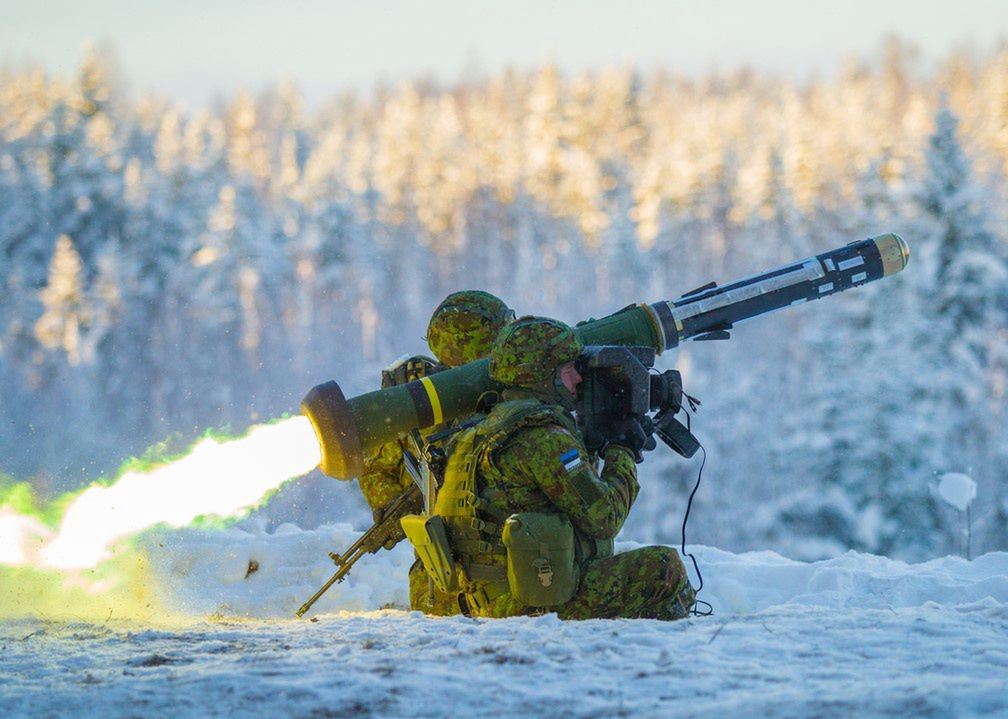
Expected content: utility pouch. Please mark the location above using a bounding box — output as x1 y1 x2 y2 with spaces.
400 514 458 594
501 512 578 607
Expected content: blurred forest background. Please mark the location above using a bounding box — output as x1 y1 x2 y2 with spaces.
1 38 1006 561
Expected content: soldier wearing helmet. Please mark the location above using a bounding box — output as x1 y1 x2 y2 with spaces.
426 290 516 368
426 316 695 620
357 290 514 615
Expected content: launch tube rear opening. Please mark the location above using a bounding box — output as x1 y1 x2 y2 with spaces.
300 381 365 479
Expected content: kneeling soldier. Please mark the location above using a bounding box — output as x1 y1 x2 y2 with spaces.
412 316 695 619
357 290 514 615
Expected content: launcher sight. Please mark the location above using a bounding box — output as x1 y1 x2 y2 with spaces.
574 345 698 460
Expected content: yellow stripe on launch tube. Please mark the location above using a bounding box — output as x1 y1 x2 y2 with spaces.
419 376 444 426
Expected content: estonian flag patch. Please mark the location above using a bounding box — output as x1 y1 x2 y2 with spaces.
560 449 582 473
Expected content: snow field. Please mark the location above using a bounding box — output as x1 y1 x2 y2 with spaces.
2 523 1007 717
3 601 1007 717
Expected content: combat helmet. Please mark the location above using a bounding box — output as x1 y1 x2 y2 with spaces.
489 316 583 398
426 290 515 368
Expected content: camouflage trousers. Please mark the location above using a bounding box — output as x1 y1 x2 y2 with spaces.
558 546 695 620
478 546 695 621
408 559 462 616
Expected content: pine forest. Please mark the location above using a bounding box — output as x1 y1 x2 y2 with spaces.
2 39 1006 561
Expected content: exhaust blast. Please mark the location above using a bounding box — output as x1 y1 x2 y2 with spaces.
302 233 909 480
1 415 322 573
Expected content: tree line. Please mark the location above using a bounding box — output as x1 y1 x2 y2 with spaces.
1 38 1006 559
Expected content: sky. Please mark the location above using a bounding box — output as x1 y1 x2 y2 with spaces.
1 0 1007 107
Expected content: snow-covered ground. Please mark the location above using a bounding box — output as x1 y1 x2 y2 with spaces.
2 523 1007 717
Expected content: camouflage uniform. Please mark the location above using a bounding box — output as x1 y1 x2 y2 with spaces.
357 430 418 514
436 316 695 620
357 291 513 616
358 424 461 615
359 415 460 616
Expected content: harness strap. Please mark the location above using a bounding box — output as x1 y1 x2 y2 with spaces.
453 538 505 556
464 579 510 613
465 564 507 582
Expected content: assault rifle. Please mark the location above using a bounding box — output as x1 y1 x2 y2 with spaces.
295 482 422 617
295 420 476 617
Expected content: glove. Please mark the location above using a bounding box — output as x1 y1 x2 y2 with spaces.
605 417 656 463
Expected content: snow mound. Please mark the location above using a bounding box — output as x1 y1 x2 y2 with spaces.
141 524 1008 619
679 544 1008 614
141 521 414 618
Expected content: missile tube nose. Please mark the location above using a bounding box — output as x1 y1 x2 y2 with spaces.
873 233 910 275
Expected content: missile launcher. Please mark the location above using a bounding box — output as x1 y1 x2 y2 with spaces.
302 233 909 479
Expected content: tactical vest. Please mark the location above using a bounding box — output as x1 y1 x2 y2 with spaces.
434 399 613 600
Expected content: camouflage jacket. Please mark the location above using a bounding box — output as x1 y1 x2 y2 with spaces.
435 393 693 621
479 395 639 539
358 436 415 514
438 392 638 577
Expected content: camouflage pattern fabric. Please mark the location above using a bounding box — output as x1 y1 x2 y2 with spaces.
360 442 463 615
358 437 414 515
354 294 512 617
437 393 694 620
557 546 695 620
426 290 514 368
488 316 582 394
408 559 462 616
360 292 511 547
481 397 638 540
357 351 445 553
477 546 695 620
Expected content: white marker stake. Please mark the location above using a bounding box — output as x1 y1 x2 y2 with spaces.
937 473 977 560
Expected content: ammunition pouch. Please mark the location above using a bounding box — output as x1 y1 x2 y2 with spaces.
400 514 459 594
501 512 578 607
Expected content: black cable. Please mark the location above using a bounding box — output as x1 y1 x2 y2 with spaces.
680 413 713 617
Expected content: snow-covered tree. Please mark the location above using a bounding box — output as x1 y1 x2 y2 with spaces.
1 43 1007 555
913 101 1008 554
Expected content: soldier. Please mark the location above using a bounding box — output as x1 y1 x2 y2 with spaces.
429 316 695 619
357 290 514 615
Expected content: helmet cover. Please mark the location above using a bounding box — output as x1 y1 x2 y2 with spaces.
426 290 515 367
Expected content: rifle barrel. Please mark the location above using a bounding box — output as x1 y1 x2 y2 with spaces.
296 484 424 617
296 564 352 617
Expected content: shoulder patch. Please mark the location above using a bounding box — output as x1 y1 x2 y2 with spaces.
560 448 582 473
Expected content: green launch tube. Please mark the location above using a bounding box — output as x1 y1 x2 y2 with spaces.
302 233 909 478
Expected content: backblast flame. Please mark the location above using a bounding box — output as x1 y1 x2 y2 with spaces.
0 508 52 566
13 415 323 570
